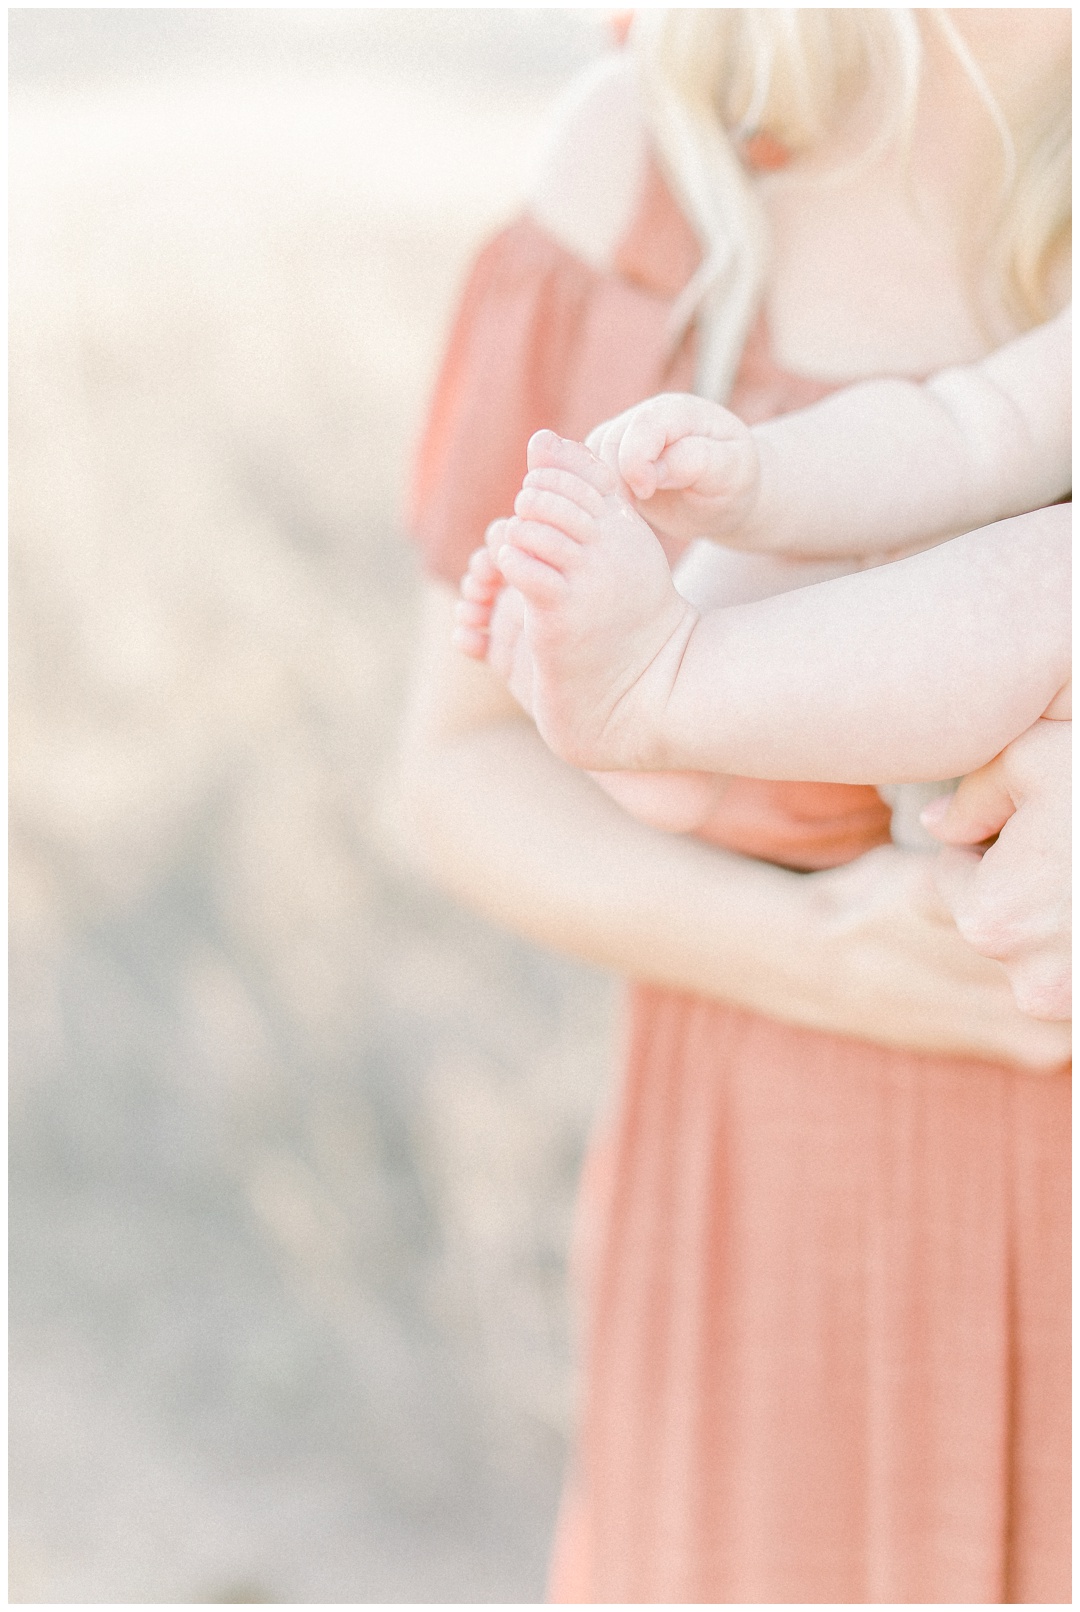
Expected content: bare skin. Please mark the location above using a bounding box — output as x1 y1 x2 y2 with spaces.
404 10 1071 1060
401 584 1070 1067
454 433 1070 1020
454 431 699 772
584 308 1070 558
454 431 1069 780
456 303 1070 817
922 718 1071 1018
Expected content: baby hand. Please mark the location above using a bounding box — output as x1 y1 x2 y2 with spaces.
586 393 760 544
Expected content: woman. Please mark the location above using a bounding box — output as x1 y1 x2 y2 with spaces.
399 10 1070 1601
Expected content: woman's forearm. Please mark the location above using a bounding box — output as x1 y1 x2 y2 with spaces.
399 706 809 1003
397 704 1068 1067
394 586 1070 1068
398 587 821 1005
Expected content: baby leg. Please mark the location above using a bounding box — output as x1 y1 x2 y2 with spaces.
494 431 698 770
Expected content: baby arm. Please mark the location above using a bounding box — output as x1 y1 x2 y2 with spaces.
588 306 1071 559
459 432 1068 787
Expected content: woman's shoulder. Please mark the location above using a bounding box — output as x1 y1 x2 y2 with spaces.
524 53 651 274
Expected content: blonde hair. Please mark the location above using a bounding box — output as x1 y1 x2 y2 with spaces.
631 9 1071 398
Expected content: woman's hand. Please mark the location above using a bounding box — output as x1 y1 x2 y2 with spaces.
398 584 1069 1073
802 843 1071 1069
921 717 1071 1021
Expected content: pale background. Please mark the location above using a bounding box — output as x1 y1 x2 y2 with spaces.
9 9 619 1602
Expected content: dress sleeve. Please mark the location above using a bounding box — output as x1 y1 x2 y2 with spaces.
408 213 691 584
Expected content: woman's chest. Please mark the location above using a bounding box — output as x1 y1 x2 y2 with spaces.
757 169 998 382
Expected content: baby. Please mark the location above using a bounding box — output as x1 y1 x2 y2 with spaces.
454 307 1070 1016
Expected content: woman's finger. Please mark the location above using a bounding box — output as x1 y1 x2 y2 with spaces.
921 759 1015 845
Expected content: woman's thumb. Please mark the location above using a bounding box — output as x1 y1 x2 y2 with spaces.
920 758 1015 846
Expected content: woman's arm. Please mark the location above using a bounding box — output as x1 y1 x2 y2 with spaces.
395 583 1070 1069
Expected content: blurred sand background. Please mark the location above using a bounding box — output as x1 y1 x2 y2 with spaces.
9 9 618 1602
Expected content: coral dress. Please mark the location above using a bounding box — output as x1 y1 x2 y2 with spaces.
409 159 1070 1604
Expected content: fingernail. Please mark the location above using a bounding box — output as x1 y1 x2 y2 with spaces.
919 794 953 829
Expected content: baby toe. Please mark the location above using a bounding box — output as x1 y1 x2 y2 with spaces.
484 517 511 556
526 431 617 495
454 597 492 629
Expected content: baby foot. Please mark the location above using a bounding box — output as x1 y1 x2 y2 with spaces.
453 522 537 716
453 537 503 660
490 430 698 770
453 529 724 836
